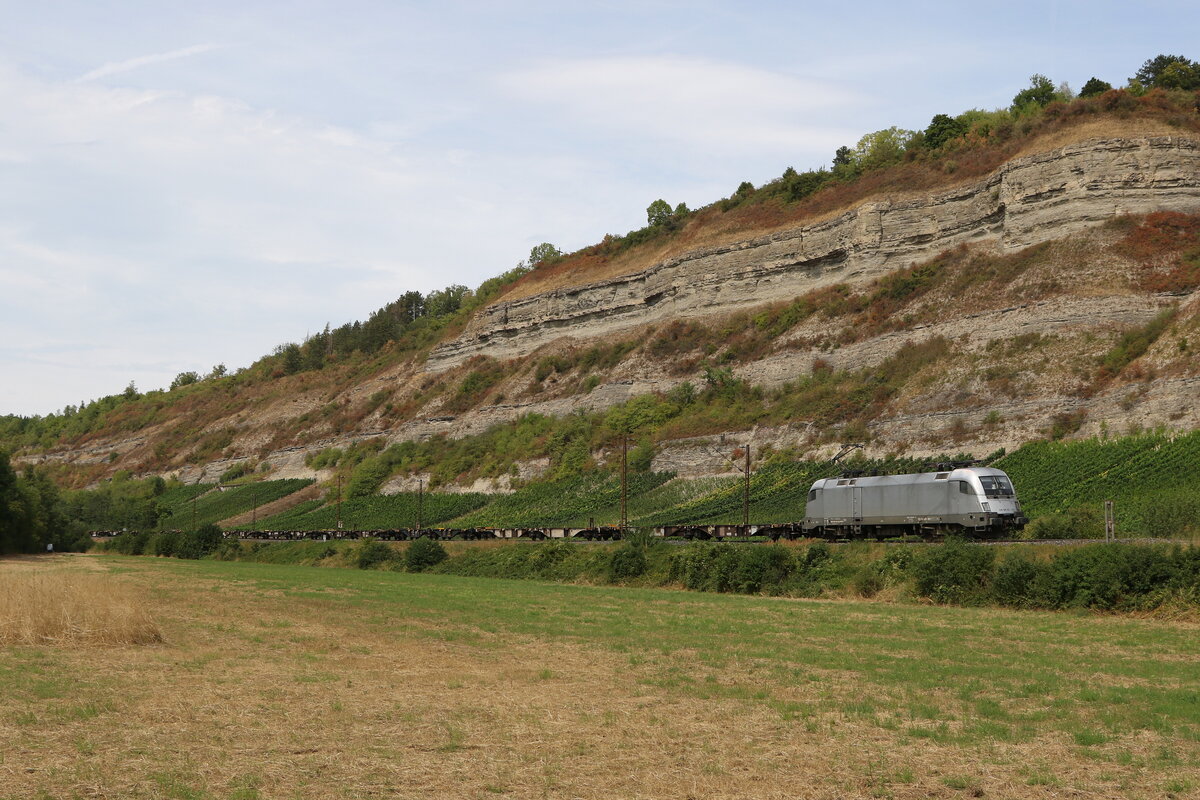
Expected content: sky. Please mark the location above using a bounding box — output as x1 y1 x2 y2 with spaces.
1 0 1196 416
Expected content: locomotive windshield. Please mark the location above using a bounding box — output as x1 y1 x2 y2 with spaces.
977 475 1015 497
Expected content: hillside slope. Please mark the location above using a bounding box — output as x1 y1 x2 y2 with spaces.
10 111 1200 493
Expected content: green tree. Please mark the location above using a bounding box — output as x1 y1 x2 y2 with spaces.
1157 59 1200 90
779 166 830 202
851 127 916 171
277 343 303 375
923 114 967 150
424 284 470 317
0 450 32 552
629 439 655 473
1079 77 1113 97
170 371 200 390
528 243 563 268
1011 74 1056 112
405 536 447 572
646 199 673 227
1134 54 1200 90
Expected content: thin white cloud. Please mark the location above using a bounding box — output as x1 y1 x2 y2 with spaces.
499 55 862 154
0 62 619 413
76 43 227 82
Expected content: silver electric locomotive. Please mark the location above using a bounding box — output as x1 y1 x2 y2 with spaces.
801 467 1026 538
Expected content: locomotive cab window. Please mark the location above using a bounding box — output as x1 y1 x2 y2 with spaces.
808 489 817 501
977 475 1015 497
957 480 971 494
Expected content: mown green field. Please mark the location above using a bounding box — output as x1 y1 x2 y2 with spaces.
2 554 1197 799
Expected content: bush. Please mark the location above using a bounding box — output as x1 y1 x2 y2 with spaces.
214 538 243 561
667 543 799 594
104 533 132 555
356 538 396 569
608 543 648 581
853 547 913 597
405 537 448 572
152 532 178 557
1143 493 1200 538
668 543 732 592
176 524 223 559
1031 543 1180 610
992 552 1044 607
912 538 995 604
219 462 249 483
800 541 831 568
1025 507 1103 539
730 545 794 594
347 457 391 498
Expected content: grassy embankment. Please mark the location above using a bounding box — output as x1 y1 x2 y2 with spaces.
1 553 1197 798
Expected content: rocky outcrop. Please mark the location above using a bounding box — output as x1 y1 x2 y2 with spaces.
428 136 1200 370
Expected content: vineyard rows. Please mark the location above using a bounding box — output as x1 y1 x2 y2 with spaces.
994 430 1200 533
448 472 674 528
159 479 314 529
162 432 1200 535
239 492 490 531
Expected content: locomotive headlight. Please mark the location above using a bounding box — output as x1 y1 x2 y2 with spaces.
980 502 991 511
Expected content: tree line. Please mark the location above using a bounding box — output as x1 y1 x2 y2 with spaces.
0 451 94 553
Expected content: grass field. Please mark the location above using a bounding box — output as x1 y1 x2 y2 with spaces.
4 554 1197 799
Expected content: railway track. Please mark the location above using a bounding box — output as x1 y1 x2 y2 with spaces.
92 529 1162 546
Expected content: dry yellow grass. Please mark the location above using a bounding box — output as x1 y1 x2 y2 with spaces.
0 561 163 646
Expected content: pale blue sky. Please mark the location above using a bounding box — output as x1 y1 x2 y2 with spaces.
1 0 1196 415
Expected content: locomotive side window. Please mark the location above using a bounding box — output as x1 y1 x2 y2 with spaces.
808 489 817 501
957 481 971 494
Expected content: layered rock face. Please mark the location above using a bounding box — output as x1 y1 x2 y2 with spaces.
428 136 1200 370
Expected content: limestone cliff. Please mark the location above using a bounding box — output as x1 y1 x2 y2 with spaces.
429 136 1200 370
